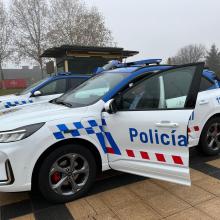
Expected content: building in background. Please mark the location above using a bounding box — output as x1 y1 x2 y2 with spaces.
41 45 139 74
0 66 41 89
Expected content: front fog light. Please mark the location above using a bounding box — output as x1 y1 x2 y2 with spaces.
0 122 45 143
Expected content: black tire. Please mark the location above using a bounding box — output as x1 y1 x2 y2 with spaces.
199 117 220 156
37 144 97 203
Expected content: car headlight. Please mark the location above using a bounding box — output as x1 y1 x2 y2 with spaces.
0 123 45 143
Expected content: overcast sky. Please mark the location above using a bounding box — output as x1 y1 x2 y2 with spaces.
4 0 220 64
86 0 220 62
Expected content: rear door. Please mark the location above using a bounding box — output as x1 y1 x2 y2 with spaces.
103 63 204 185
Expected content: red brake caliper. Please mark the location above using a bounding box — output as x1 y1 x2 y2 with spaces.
51 171 61 184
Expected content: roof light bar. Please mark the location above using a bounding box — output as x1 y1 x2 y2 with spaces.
125 59 162 66
95 59 162 73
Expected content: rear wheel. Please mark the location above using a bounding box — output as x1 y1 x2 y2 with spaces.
38 144 97 203
199 117 220 156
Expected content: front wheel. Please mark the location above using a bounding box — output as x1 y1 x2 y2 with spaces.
38 144 97 203
199 117 220 156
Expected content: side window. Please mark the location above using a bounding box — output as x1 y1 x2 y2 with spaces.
199 77 214 92
68 78 87 91
118 66 197 111
163 67 195 108
119 76 160 110
40 79 67 96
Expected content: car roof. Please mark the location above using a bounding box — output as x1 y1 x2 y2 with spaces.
107 65 173 74
106 62 217 82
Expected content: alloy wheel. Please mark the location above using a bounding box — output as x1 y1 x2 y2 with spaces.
49 153 89 196
206 122 220 151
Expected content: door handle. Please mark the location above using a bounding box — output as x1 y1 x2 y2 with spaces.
156 121 179 128
199 100 209 105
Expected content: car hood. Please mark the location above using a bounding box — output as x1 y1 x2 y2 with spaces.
0 94 17 102
0 102 88 131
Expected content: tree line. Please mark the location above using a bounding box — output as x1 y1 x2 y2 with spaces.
0 0 114 80
168 44 220 76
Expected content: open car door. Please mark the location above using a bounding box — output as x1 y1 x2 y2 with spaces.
102 63 204 186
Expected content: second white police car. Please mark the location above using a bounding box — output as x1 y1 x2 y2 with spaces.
0 73 89 110
0 59 219 203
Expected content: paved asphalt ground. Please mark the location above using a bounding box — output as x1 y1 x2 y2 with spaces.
1 148 220 220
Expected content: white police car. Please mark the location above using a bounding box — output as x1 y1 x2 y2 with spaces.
0 73 89 110
0 60 219 203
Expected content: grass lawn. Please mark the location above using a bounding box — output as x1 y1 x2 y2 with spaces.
0 89 22 96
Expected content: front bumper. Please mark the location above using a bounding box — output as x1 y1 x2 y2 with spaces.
0 126 55 192
0 142 33 192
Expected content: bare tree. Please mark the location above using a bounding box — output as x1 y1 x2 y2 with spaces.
48 0 114 47
0 1 13 82
11 0 49 78
170 44 206 65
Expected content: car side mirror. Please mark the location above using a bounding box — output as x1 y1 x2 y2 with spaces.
104 99 118 114
32 90 42 97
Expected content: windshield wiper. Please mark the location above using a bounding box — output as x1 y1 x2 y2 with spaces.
54 99 73 108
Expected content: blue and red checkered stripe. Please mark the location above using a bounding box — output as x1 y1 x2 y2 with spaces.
52 119 121 155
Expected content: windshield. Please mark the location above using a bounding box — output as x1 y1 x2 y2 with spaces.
18 78 48 95
56 72 130 107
